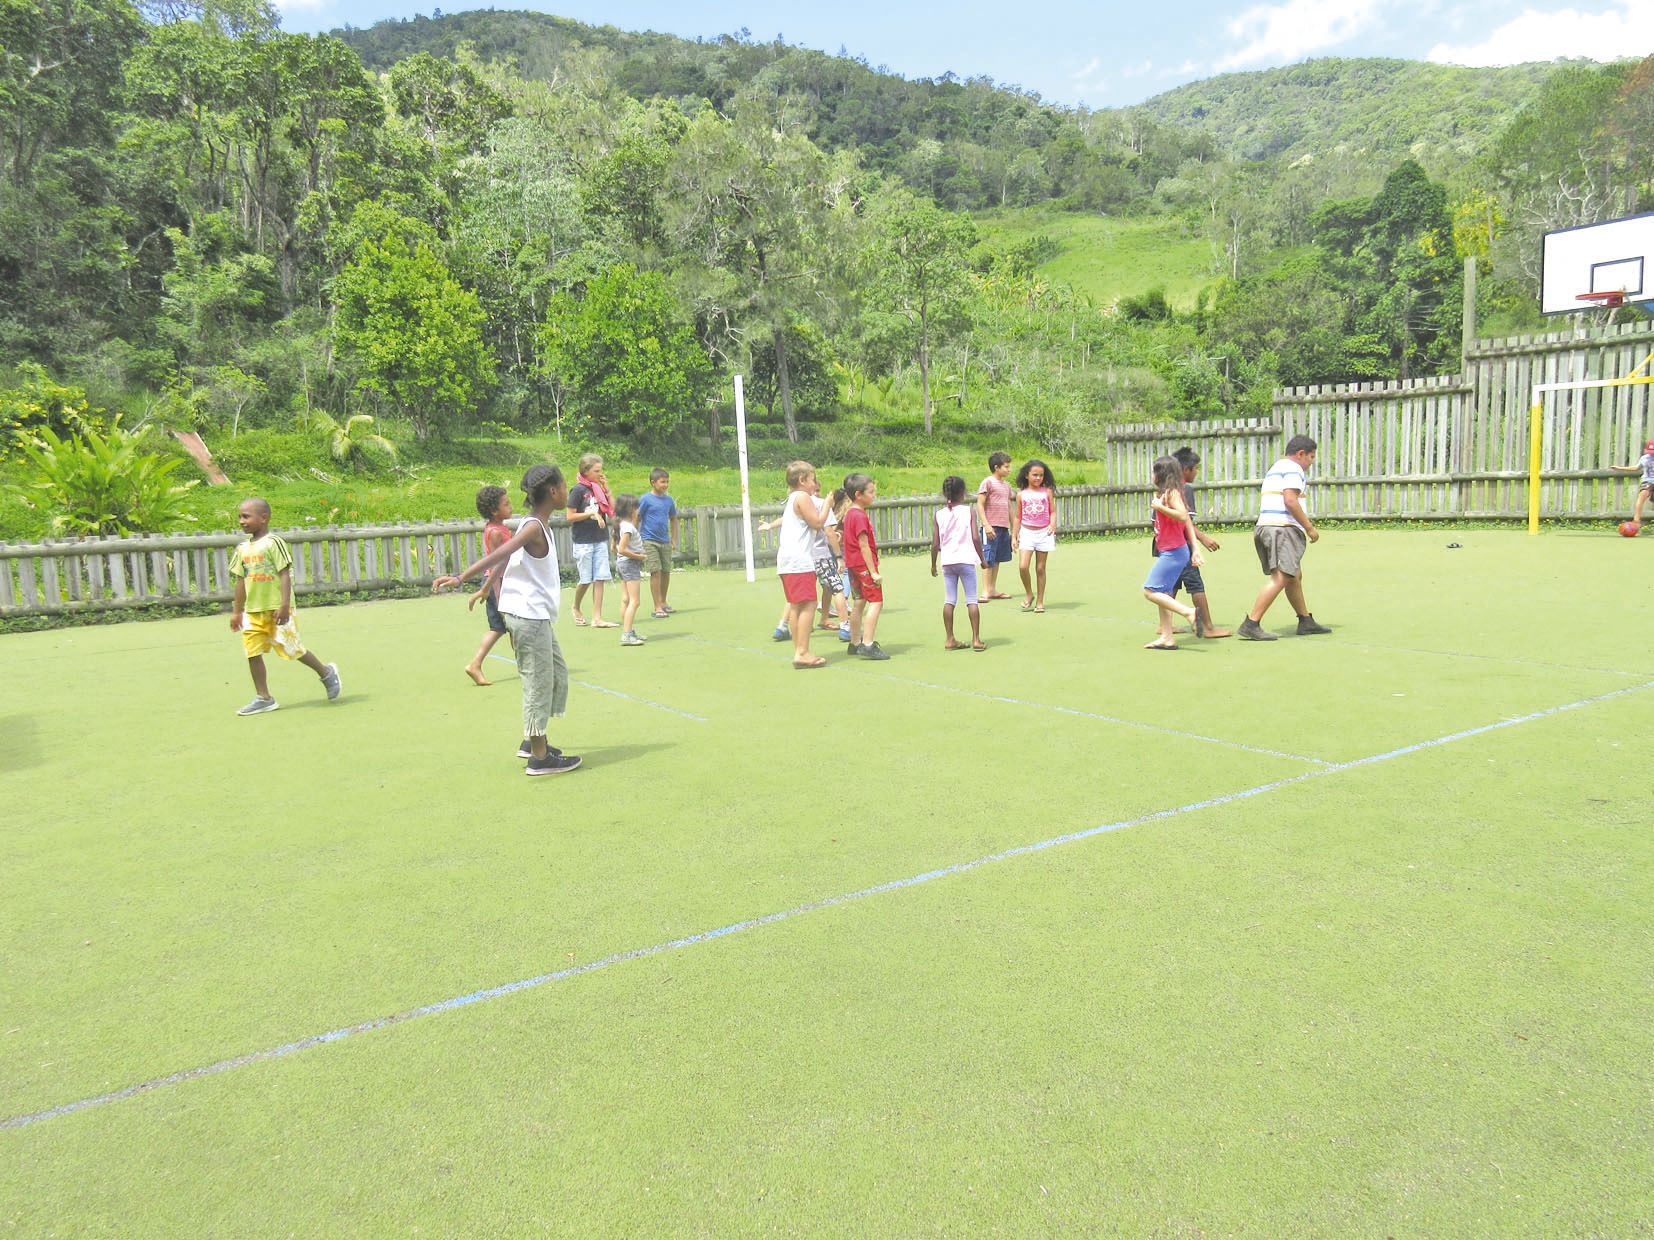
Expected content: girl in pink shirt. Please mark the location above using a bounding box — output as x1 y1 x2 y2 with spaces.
1011 459 1058 612
931 475 987 651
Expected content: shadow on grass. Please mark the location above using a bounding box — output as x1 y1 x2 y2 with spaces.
0 715 42 773
574 741 674 767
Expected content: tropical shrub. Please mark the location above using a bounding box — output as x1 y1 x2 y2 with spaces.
13 421 198 536
1 364 98 457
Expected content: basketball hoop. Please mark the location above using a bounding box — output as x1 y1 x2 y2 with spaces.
1577 290 1627 308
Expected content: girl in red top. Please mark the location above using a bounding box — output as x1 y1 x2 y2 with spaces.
1142 455 1204 649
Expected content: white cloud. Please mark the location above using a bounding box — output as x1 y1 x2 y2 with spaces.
1216 0 1383 70
1071 56 1102 80
272 0 329 12
1428 1 1654 66
1122 59 1156 79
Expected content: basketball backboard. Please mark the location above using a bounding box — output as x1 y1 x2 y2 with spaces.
1541 211 1654 315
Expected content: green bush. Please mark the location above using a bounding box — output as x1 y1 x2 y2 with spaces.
210 429 329 478
12 420 198 536
0 363 98 457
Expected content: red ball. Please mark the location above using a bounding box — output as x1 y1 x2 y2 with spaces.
1620 521 1641 537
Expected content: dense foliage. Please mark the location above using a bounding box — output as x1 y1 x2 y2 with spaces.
0 1 1649 532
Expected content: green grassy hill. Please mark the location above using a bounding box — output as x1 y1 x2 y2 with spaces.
1136 57 1560 164
976 211 1217 310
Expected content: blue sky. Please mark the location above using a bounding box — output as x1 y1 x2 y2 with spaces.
275 0 1654 107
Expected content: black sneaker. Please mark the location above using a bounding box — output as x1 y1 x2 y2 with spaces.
862 642 891 661
525 753 582 776
1296 614 1332 635
1237 618 1278 642
516 740 563 759
846 643 865 656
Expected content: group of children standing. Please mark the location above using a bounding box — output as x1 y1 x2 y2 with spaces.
223 444 1233 777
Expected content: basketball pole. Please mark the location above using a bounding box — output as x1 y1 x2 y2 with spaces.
1528 352 1654 535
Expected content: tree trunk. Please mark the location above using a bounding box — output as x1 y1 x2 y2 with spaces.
918 317 933 436
708 398 720 449
774 327 798 444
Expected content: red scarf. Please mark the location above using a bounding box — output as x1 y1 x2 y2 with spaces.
579 473 613 516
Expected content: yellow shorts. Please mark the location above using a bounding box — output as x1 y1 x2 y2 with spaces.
241 611 307 659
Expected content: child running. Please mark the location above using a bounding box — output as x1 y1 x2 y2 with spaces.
975 451 1015 600
1011 459 1057 612
229 498 341 714
1142 455 1204 650
433 465 582 775
932 475 986 651
463 484 514 685
775 460 832 668
613 493 647 646
842 472 889 660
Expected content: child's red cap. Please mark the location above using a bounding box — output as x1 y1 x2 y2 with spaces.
1644 439 1654 453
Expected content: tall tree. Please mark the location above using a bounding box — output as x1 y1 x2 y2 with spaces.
860 190 977 433
333 211 494 439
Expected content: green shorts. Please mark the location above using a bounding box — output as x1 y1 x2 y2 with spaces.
642 540 672 574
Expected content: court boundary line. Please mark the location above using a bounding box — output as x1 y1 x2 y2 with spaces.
686 634 1329 766
6 677 1648 1133
485 653 705 722
1059 609 1648 680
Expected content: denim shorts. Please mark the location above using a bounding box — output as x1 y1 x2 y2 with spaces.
983 526 1013 566
615 554 642 583
573 540 611 584
483 591 507 634
1144 543 1192 593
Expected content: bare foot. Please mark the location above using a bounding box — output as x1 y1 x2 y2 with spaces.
464 665 490 686
591 620 619 629
1203 626 1234 639
1144 639 1178 650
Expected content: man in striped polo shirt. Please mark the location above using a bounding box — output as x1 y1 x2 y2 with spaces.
1238 435 1331 641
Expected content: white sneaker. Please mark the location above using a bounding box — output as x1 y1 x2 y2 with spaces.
321 663 342 701
237 696 279 716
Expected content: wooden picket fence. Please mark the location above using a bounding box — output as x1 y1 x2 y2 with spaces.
4 319 1652 618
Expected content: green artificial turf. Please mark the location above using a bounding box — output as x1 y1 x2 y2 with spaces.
2 529 1652 1234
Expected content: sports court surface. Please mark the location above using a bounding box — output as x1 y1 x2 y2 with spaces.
2 529 1651 1234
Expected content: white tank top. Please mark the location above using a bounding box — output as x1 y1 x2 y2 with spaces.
775 491 817 574
496 516 560 621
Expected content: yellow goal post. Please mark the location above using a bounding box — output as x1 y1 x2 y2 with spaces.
1528 347 1654 534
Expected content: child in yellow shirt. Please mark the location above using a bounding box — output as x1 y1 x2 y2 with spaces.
229 497 341 715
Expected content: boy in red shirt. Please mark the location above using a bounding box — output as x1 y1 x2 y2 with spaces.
841 472 889 660
464 485 514 685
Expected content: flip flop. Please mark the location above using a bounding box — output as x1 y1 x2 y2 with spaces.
792 656 827 669
972 641 987 652
1144 641 1178 650
653 610 671 619
992 593 1013 600
943 641 965 651
571 614 587 627
1020 600 1034 612
1034 604 1045 613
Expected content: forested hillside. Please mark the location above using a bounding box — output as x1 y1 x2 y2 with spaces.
0 2 1650 539
1137 59 1560 163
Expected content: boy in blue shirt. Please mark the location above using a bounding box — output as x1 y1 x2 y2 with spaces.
636 467 680 618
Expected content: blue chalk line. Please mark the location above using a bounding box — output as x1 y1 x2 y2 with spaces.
5 677 1648 1132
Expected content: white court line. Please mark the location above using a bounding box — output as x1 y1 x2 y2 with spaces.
1059 609 1647 680
685 634 1329 766
485 653 706 722
6 676 1648 1132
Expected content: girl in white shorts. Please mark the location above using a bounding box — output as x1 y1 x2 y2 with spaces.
1012 459 1058 612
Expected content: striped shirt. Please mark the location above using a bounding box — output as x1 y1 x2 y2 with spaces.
1257 457 1308 530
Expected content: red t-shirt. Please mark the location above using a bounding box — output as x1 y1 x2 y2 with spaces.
483 519 511 595
1152 506 1187 550
842 506 878 571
